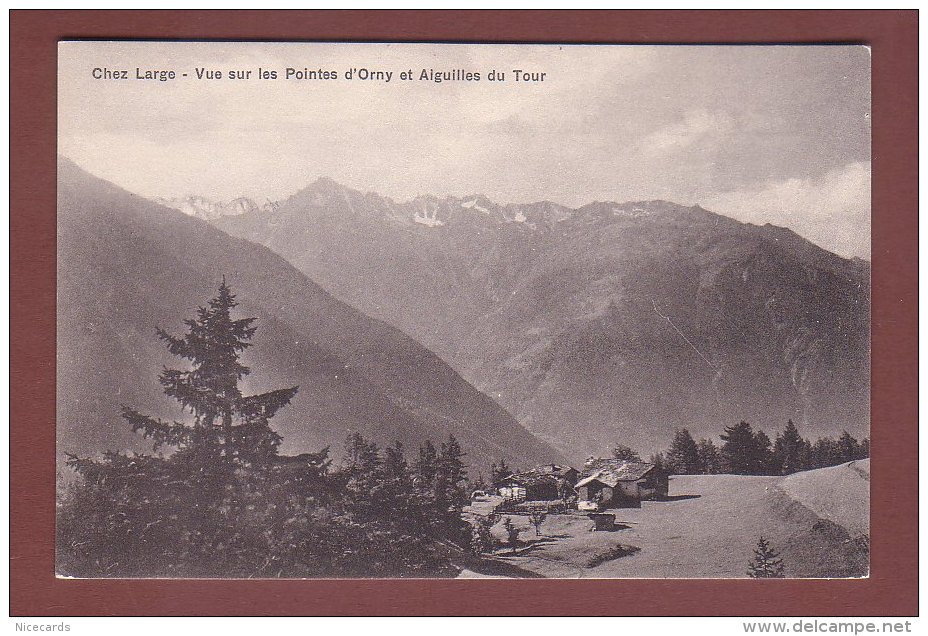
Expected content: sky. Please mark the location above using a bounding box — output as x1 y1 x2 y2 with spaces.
58 42 871 258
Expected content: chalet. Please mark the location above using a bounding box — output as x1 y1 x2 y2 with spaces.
498 464 579 502
575 458 668 509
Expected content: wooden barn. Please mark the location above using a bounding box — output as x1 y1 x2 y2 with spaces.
575 458 668 509
499 464 579 502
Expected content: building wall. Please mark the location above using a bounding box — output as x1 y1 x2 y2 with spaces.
578 480 647 508
499 485 526 501
525 481 560 501
618 481 638 497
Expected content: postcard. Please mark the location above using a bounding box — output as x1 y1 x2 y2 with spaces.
56 41 871 580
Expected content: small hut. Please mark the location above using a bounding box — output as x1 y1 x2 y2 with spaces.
575 458 668 509
499 464 579 502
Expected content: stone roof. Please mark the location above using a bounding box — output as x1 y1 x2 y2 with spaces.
505 464 578 486
575 459 655 488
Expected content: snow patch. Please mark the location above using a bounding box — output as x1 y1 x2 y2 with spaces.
461 198 489 214
414 204 444 227
612 206 650 218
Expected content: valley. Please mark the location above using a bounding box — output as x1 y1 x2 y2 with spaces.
208 180 870 461
58 158 562 473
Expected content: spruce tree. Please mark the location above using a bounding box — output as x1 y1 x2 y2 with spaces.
60 280 303 576
437 434 468 511
667 429 700 474
753 430 774 475
415 439 439 485
649 451 670 484
773 420 806 475
433 435 469 543
58 281 464 578
859 437 870 459
838 431 861 463
747 536 785 578
809 437 843 469
721 421 761 474
383 440 409 481
696 438 721 474
125 279 298 466
344 432 382 475
341 433 391 514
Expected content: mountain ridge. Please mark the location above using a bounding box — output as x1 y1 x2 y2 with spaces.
211 177 870 462
163 178 872 267
58 157 565 472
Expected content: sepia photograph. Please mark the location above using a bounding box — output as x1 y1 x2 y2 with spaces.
56 41 871 580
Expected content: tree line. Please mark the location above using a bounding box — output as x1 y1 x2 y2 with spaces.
57 281 471 578
639 420 869 477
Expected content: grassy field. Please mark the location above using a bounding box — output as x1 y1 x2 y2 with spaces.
462 461 869 579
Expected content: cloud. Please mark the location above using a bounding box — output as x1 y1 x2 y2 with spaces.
638 109 734 153
57 42 871 252
702 162 871 259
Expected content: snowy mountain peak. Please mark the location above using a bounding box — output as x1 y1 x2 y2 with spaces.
153 195 280 221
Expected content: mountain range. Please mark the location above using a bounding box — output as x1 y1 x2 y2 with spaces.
154 195 280 221
211 179 871 461
57 158 563 474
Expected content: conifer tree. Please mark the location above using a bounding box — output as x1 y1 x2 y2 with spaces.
753 429 774 475
60 280 306 576
415 439 439 485
429 435 469 543
383 440 409 481
697 438 722 474
667 429 700 474
436 435 468 513
470 513 499 555
439 435 467 493
379 440 418 517
773 420 806 475
339 433 376 511
747 536 786 578
721 421 762 474
859 437 870 459
838 431 861 463
344 432 382 475
809 437 843 469
124 279 298 466
649 451 668 477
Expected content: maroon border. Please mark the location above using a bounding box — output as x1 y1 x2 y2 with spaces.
10 10 918 616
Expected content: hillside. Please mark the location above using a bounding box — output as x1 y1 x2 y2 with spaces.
467 461 869 578
214 180 871 461
57 158 564 472
780 459 870 536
